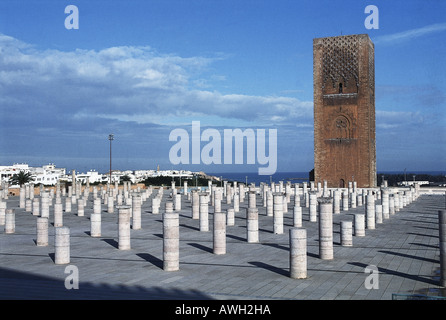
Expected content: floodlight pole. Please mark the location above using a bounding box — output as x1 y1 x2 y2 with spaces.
109 134 114 184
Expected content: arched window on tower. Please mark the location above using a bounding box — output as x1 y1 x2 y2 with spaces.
334 115 350 139
339 82 343 93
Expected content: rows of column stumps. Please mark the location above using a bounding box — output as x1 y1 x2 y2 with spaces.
0 181 151 265
1 179 443 283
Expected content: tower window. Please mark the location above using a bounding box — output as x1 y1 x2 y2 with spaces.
339 82 343 93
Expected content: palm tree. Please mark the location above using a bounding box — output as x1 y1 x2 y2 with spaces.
9 171 33 186
120 175 132 184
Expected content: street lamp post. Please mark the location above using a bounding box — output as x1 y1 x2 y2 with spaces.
108 134 114 184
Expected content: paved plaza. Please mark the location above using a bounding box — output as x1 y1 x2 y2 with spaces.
0 186 445 300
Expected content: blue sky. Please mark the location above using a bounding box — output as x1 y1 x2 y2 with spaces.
0 0 444 174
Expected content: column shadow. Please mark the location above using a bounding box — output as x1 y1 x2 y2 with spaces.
101 238 119 249
187 243 213 253
378 250 439 264
248 261 288 277
136 253 163 269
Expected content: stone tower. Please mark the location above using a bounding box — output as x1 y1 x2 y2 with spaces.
313 34 376 188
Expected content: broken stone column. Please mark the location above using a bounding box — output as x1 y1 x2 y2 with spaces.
318 198 333 260
439 210 446 287
342 191 349 211
174 192 181 211
93 198 101 214
25 199 32 212
227 208 235 226
117 205 131 250
351 192 357 209
303 182 309 207
294 191 301 207
41 192 50 218
323 180 328 197
116 193 123 206
19 186 25 209
248 190 256 209
36 217 48 246
32 198 40 216
233 192 240 213
286 182 292 203
183 181 188 196
214 189 221 214
289 228 307 279
382 189 390 218
199 192 209 232
77 198 84 217
55 227 70 264
152 196 160 214
163 207 179 271
165 201 173 213
389 195 395 215
293 196 302 227
107 195 114 214
0 201 6 225
309 191 318 222
64 196 71 213
191 190 199 219
354 213 365 237
266 191 273 216
340 221 353 247
273 192 284 234
239 184 245 203
282 194 288 214
226 184 232 205
54 201 63 227
375 204 383 224
394 192 400 212
5 209 15 234
90 212 101 237
333 190 341 214
247 208 259 243
132 194 142 230
213 211 226 254
357 192 363 207
366 193 375 229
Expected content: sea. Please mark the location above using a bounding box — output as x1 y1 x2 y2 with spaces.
208 172 310 185
207 171 445 185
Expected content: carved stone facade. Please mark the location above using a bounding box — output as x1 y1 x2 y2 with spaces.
313 34 376 188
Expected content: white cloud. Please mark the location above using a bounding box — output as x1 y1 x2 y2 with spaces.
374 22 446 45
0 33 312 128
376 110 424 130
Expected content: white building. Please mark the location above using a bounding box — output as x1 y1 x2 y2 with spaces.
398 180 430 187
29 164 66 186
0 163 66 186
73 170 107 184
0 163 30 182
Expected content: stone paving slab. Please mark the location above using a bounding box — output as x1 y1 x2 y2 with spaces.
0 189 445 300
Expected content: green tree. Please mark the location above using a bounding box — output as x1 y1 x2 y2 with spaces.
9 171 33 186
120 175 132 184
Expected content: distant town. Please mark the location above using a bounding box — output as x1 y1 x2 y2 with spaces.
0 163 220 187
1 163 445 188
